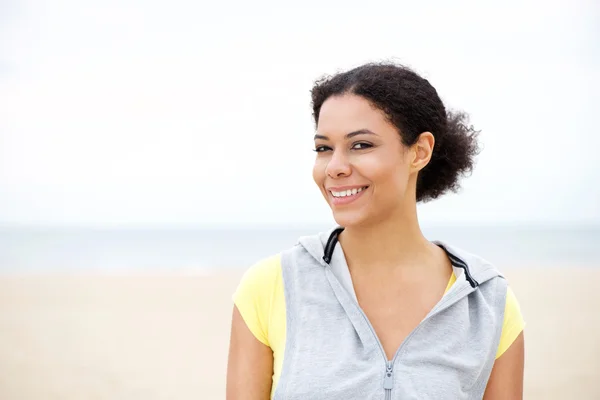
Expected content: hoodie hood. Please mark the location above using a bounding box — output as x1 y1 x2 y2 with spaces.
297 227 340 267
297 226 504 288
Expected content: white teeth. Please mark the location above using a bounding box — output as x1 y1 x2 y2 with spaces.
331 186 367 198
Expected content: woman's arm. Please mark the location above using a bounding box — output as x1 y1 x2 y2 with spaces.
483 332 525 399
226 306 274 400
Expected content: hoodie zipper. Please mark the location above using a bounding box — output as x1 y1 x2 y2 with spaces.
383 361 393 400
353 303 397 399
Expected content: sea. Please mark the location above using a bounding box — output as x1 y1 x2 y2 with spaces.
0 224 598 273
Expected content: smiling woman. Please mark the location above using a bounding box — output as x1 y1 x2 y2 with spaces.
226 62 525 400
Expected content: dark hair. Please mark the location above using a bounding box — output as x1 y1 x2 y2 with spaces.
310 62 481 203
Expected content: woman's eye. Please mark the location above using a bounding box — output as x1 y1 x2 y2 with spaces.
313 145 331 152
352 142 372 150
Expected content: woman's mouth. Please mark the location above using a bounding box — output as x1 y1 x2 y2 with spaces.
329 186 369 205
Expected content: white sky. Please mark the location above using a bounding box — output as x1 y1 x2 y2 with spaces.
1 0 599 227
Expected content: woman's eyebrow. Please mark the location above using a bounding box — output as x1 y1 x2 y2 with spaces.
314 129 377 141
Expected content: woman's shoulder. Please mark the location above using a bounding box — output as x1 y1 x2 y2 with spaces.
496 283 526 359
441 242 525 358
234 253 283 304
232 253 284 346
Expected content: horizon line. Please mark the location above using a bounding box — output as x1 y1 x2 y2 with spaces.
1 221 599 231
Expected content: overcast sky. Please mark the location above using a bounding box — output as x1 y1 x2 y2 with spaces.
1 0 598 228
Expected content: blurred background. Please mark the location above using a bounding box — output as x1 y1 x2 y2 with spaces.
0 0 598 398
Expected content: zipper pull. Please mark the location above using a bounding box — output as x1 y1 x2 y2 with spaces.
383 365 394 390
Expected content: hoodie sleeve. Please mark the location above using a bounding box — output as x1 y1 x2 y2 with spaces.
232 254 282 347
495 285 525 359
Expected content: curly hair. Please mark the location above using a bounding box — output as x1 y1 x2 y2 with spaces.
310 62 481 203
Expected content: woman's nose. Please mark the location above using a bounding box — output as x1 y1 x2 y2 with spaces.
325 150 351 178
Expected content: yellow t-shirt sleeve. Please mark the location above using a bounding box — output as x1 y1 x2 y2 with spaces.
232 254 281 347
495 285 525 359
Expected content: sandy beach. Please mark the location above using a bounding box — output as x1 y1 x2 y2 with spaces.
0 267 598 399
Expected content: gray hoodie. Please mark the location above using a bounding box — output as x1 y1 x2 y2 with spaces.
273 227 507 400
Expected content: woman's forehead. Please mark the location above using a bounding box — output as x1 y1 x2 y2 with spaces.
317 95 394 139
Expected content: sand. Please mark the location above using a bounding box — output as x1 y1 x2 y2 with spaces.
0 267 598 399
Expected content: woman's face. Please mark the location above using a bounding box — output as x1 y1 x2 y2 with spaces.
312 94 416 228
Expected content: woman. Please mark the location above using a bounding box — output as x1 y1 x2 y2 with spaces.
226 62 525 399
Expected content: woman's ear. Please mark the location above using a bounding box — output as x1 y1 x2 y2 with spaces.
410 132 435 173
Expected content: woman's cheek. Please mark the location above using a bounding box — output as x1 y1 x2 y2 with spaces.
312 159 326 186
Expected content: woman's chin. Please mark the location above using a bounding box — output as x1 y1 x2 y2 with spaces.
331 209 368 228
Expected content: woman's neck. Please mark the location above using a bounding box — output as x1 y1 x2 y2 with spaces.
338 205 437 273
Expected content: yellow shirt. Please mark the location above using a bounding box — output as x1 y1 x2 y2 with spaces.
233 254 525 397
